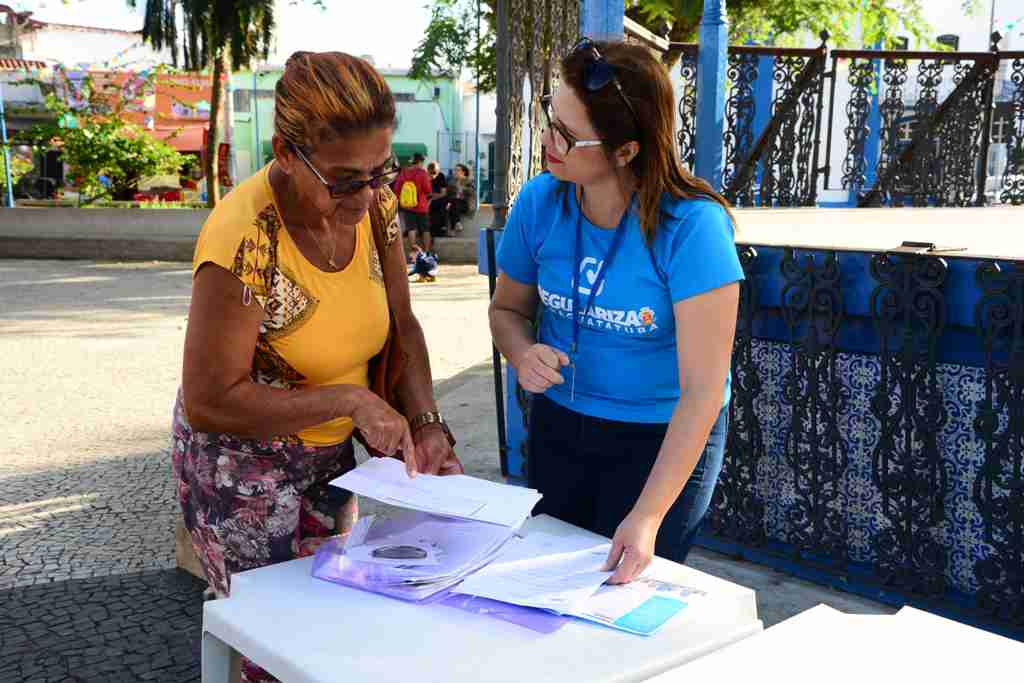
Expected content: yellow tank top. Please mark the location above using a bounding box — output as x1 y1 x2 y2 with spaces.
192 163 398 446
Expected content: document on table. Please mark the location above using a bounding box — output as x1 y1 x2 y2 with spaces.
330 457 542 528
573 577 707 635
455 532 613 612
455 531 706 635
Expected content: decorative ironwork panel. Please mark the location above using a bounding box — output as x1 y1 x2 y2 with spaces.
1001 57 1024 206
869 254 950 595
905 59 944 206
841 58 876 191
758 55 824 207
876 58 909 198
710 247 766 544
677 48 698 171
722 53 759 206
974 262 1024 625
841 51 1000 208
795 61 820 204
942 61 992 206
779 249 848 561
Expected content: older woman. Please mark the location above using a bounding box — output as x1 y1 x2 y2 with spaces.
172 51 460 614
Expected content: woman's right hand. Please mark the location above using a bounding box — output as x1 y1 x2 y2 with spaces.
515 344 570 394
351 392 418 476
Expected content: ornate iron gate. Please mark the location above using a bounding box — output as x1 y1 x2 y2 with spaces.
675 33 1024 208
675 37 830 208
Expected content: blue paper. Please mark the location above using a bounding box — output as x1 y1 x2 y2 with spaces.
612 596 688 635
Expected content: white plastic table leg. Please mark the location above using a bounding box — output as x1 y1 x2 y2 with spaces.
202 630 240 683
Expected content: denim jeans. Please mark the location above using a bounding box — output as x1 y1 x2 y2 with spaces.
527 395 728 564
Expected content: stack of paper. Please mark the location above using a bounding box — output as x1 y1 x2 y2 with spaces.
454 532 706 636
330 457 542 527
312 511 516 601
315 458 543 602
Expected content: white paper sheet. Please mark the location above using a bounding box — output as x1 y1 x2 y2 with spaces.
455 533 614 612
331 457 542 527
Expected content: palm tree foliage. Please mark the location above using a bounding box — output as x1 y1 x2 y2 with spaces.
127 0 278 206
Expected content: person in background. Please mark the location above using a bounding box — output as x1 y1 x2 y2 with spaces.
426 161 449 239
391 153 433 256
489 39 742 585
445 163 476 233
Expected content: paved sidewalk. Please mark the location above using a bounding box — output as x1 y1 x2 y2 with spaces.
0 260 494 681
1 259 893 682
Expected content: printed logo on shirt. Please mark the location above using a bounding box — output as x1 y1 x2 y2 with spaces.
577 257 606 297
538 285 660 335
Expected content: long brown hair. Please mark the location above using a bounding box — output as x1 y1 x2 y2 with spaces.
274 51 397 149
560 40 735 242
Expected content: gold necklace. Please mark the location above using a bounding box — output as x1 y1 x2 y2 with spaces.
308 223 338 270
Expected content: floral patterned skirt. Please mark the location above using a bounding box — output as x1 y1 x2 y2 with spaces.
171 389 358 596
170 390 358 681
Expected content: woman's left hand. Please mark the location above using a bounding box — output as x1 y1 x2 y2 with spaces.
604 510 660 584
413 424 463 475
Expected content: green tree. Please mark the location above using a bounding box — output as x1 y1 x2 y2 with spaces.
0 154 33 198
17 70 184 203
410 0 496 92
630 0 981 70
127 0 279 207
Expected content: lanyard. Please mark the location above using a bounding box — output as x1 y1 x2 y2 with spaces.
569 188 632 399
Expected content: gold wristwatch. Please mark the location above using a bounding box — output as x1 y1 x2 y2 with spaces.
409 411 456 447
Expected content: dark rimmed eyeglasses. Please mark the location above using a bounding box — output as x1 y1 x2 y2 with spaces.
540 94 603 156
290 144 400 198
571 37 641 130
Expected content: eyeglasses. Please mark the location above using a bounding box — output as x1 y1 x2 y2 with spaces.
571 37 640 129
540 94 603 156
290 144 400 198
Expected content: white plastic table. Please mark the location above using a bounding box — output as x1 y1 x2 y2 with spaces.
201 514 763 683
649 602 1024 682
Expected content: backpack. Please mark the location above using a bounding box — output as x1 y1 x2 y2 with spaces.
399 176 419 209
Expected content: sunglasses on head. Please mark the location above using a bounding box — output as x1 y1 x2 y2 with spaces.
570 37 640 129
290 144 400 198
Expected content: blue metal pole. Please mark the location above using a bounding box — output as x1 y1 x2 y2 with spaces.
0 81 15 208
695 0 728 190
753 54 773 200
581 0 624 41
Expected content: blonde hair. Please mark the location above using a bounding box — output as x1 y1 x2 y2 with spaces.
561 41 735 243
275 51 396 149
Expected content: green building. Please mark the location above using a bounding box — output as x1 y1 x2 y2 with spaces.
230 67 463 182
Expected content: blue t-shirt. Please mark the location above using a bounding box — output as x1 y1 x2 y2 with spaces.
497 173 744 423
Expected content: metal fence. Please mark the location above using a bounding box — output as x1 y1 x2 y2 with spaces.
707 246 1024 635
675 33 1024 208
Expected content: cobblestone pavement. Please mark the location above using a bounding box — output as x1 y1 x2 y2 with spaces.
1 259 494 681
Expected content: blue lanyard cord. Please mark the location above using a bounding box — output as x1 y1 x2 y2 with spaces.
570 187 633 356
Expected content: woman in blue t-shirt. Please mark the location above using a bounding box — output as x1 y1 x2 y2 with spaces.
490 39 743 584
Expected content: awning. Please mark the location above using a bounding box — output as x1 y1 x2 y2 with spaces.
392 142 428 165
152 126 206 152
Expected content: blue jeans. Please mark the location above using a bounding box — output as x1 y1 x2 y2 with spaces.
527 395 728 564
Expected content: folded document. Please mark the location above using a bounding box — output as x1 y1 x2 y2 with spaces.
330 457 542 528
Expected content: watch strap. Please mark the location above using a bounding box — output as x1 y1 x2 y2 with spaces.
409 411 456 448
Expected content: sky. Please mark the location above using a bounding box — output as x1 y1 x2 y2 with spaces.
12 0 435 70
